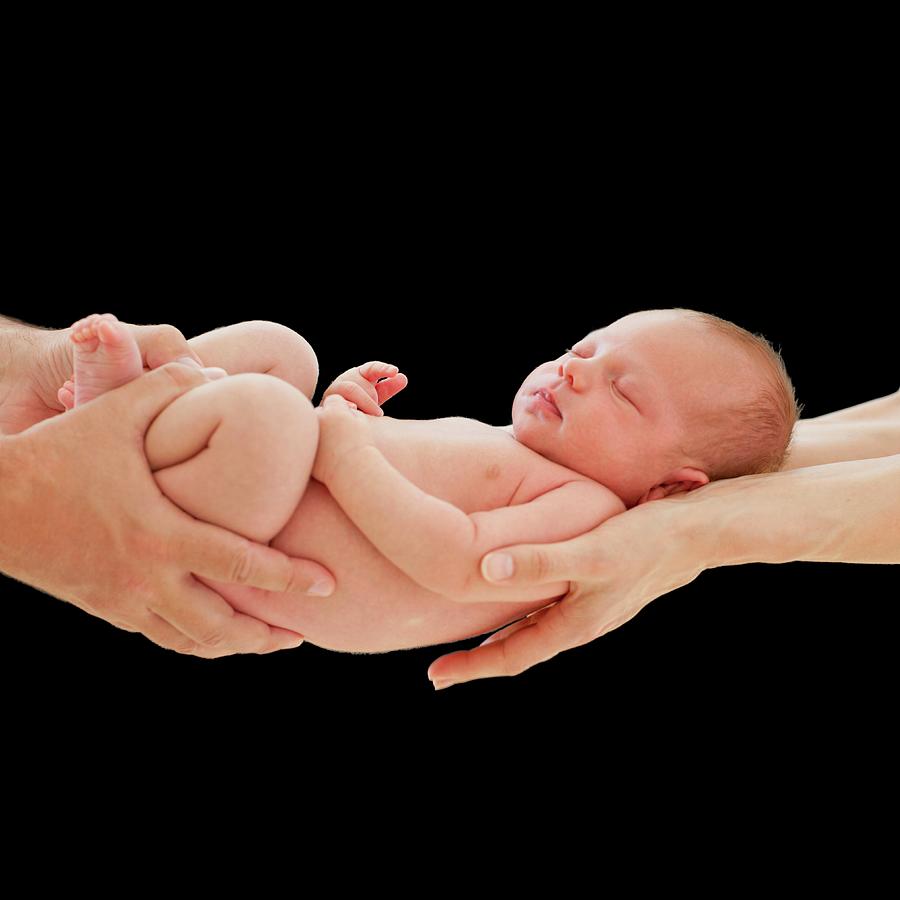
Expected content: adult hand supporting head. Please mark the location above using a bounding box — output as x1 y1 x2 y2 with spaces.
426 495 709 688
0 360 337 658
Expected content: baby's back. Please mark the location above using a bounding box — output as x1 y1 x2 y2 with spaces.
205 415 577 653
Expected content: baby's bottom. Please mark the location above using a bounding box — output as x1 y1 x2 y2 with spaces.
145 373 317 545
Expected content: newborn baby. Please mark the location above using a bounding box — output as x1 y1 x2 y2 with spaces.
58 309 800 654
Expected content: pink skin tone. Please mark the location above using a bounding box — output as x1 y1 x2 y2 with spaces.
62 310 733 515
61 314 146 408
509 309 751 509
59 314 225 410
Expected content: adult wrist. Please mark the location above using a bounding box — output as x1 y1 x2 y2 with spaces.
670 457 900 570
669 470 807 570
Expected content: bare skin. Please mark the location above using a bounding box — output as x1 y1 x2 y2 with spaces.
427 394 900 688
0 314 338 658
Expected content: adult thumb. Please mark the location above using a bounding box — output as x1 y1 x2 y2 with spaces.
481 544 568 586
105 361 212 431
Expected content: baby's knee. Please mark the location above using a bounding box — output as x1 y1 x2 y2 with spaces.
220 372 318 442
242 321 319 399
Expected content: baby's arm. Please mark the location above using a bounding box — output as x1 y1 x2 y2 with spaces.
186 320 319 400
323 445 625 599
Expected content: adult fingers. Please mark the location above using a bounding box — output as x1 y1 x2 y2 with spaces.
125 322 206 370
427 600 590 686
146 575 306 658
479 537 593 590
97 360 214 435
170 514 336 597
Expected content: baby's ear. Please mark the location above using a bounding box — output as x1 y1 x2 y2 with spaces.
668 466 710 491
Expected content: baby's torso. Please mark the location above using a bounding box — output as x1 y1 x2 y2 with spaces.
208 415 577 653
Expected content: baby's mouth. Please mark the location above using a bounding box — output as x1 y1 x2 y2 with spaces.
536 388 561 417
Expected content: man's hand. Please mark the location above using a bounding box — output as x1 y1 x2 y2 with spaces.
426 495 708 689
1 320 209 436
1 335 339 657
319 361 408 417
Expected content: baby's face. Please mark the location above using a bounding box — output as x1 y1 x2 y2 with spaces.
509 310 741 506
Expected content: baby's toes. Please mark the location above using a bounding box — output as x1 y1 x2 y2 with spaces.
70 314 103 343
96 315 130 346
58 382 75 411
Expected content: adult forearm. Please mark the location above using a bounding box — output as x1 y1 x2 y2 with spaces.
803 389 900 426
1 315 56 410
680 453 900 567
325 445 473 594
1 314 53 332
782 416 900 470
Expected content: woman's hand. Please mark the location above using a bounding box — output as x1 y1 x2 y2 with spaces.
319 361 408 417
313 394 377 484
426 493 709 688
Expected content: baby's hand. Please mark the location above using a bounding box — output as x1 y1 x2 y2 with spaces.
320 361 408 416
312 395 377 484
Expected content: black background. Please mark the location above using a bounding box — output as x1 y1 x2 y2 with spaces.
1 80 897 762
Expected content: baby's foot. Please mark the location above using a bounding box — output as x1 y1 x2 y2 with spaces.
63 314 144 408
57 377 76 411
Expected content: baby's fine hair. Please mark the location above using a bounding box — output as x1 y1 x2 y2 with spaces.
663 308 804 479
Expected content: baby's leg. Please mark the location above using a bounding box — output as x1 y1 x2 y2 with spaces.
59 318 314 410
145 373 318 544
186 321 320 400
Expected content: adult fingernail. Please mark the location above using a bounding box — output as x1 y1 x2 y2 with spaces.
432 679 457 691
307 579 334 597
484 553 514 582
176 357 202 368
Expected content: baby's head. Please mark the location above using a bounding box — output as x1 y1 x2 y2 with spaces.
509 308 803 508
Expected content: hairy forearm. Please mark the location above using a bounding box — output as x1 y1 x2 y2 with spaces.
679 453 900 567
1 315 54 404
324 445 473 594
1 314 54 332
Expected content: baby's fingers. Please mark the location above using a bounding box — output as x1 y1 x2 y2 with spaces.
374 372 408 405
333 381 380 416
358 361 400 382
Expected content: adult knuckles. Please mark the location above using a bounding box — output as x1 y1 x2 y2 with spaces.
193 623 233 651
227 540 260 587
523 546 559 583
156 360 204 389
144 630 207 657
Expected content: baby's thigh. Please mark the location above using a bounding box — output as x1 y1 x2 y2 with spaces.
187 320 319 399
146 373 319 544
